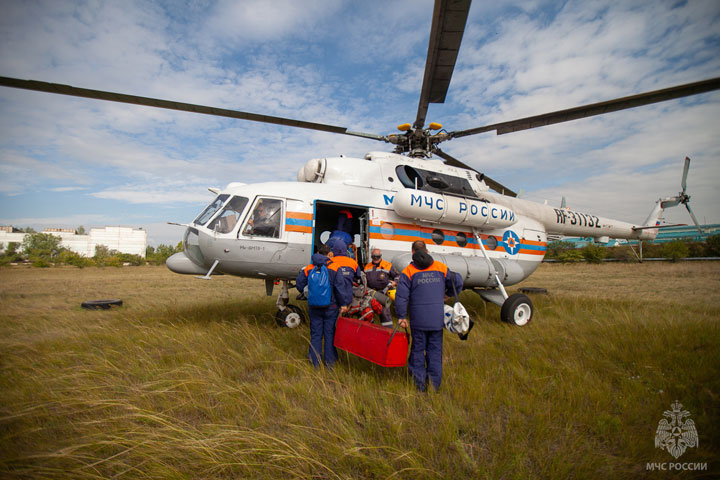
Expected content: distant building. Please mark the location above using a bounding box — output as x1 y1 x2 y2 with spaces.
0 226 27 248
88 226 146 257
0 226 147 258
559 224 720 247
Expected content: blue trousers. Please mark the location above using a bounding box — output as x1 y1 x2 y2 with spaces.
408 329 443 391
308 306 339 367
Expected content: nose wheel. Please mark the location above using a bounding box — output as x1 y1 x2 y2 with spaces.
275 304 306 328
274 279 306 328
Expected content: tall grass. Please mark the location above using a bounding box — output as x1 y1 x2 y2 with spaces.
0 263 718 478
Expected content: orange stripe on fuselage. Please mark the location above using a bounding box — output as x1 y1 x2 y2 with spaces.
518 248 546 255
285 211 313 234
285 225 312 233
286 211 313 220
370 221 547 255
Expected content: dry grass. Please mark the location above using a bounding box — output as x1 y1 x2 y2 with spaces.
0 263 718 479
521 261 720 307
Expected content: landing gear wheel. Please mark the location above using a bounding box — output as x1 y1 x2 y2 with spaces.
501 293 533 326
275 304 305 328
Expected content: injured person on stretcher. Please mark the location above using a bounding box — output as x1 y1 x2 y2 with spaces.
345 274 394 327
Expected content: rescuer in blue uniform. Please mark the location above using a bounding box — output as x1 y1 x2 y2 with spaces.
396 240 461 391
363 247 399 327
329 239 361 283
296 244 353 367
326 210 356 258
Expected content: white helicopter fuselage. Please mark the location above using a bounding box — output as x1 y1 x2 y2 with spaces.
167 151 659 290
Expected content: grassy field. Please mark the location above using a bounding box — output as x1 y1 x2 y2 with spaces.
0 262 718 479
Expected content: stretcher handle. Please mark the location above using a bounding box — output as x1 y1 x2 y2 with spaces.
386 322 400 347
387 323 408 347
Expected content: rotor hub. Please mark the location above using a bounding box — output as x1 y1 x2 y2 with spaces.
384 125 451 158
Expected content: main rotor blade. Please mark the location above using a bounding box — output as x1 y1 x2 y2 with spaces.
451 77 720 138
477 173 518 198
434 148 517 197
681 156 690 193
433 147 475 170
0 76 386 141
685 203 703 235
414 0 471 129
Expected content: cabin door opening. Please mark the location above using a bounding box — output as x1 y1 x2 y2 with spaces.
312 202 369 266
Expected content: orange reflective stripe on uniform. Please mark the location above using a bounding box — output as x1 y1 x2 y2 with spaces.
331 255 358 271
403 260 447 280
304 259 334 275
364 259 392 273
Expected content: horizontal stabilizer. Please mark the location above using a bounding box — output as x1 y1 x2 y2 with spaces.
632 223 686 231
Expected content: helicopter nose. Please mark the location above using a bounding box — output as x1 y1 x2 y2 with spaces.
166 251 207 275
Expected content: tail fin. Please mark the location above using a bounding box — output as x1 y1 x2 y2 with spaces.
638 200 664 239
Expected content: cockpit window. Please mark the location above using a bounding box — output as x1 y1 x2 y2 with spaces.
395 165 476 197
208 196 249 234
243 198 283 238
396 165 424 189
194 194 229 226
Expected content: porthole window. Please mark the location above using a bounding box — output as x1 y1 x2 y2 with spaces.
379 222 395 239
456 232 467 247
431 229 445 245
484 236 498 250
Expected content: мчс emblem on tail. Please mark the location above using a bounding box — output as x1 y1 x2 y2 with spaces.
654 400 698 459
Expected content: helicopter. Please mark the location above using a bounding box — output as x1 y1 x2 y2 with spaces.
1 0 718 328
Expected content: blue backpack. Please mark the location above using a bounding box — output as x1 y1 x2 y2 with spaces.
308 264 332 307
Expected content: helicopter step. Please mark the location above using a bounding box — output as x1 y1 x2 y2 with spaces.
474 288 505 306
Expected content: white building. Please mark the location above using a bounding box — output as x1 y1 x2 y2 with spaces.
0 226 27 247
89 226 146 257
0 226 147 258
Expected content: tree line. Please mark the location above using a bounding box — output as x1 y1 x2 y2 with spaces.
545 235 720 263
0 232 182 267
3 231 719 267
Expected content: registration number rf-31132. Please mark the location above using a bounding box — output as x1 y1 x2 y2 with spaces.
553 208 602 228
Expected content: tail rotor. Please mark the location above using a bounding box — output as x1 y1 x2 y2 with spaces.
660 157 703 234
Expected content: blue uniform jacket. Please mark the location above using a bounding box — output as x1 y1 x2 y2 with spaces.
395 260 463 331
364 259 399 291
296 253 354 307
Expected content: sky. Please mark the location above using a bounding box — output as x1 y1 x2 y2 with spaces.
0 0 719 246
